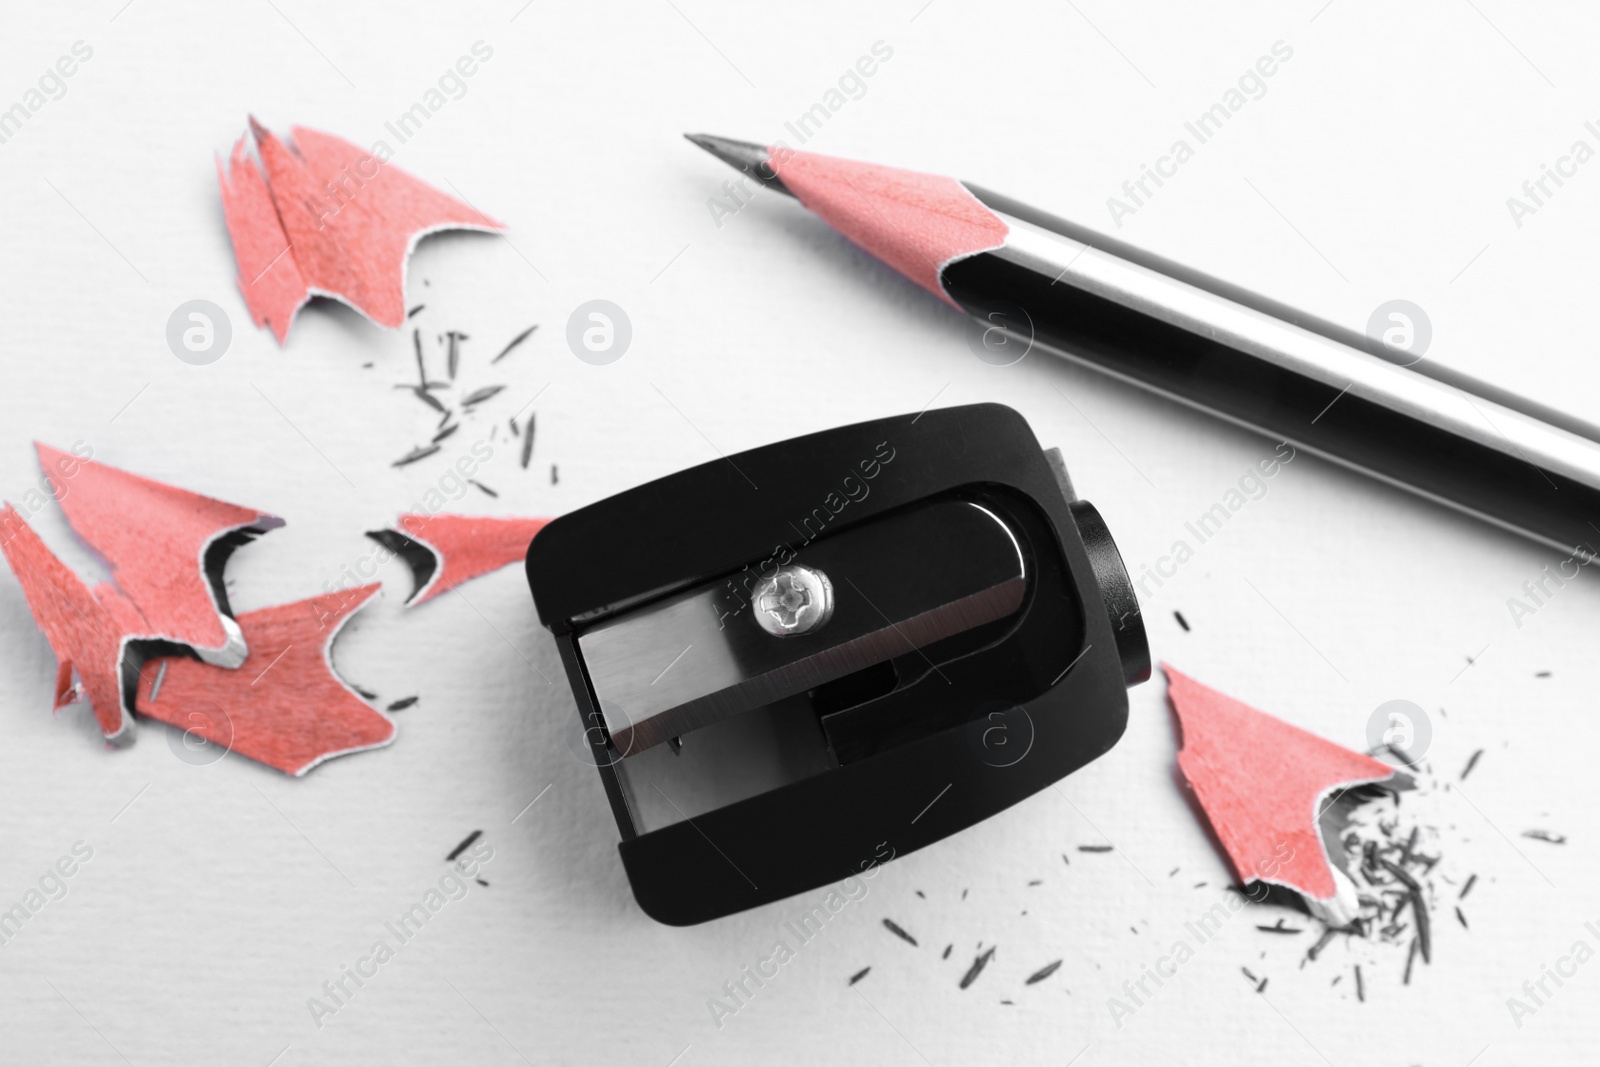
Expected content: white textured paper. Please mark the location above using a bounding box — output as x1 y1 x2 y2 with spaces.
0 2 1595 1064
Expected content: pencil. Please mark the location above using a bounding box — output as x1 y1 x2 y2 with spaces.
689 133 1600 561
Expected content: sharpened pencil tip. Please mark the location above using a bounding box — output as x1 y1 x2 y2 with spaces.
684 133 794 198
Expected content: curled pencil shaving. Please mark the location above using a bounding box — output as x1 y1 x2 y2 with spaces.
216 119 505 343
366 513 549 606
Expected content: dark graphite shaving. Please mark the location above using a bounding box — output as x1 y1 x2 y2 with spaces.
882 919 918 947
840 749 1501 1004
445 830 482 862
389 306 541 472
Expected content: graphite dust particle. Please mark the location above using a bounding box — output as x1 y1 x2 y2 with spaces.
882 919 918 947
1025 960 1062 985
959 947 997 990
445 830 482 862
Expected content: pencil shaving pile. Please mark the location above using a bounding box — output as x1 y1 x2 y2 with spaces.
1 445 545 775
1164 664 1396 925
1164 664 1480 998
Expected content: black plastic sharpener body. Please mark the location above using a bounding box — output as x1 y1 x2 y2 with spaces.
526 403 1149 924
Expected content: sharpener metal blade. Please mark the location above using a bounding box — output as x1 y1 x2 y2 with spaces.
577 499 1026 754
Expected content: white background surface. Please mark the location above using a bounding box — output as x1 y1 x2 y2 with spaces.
1 1 1597 1064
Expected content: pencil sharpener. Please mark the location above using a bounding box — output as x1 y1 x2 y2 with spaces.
526 403 1149 924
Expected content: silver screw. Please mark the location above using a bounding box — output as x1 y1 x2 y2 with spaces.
753 564 834 637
